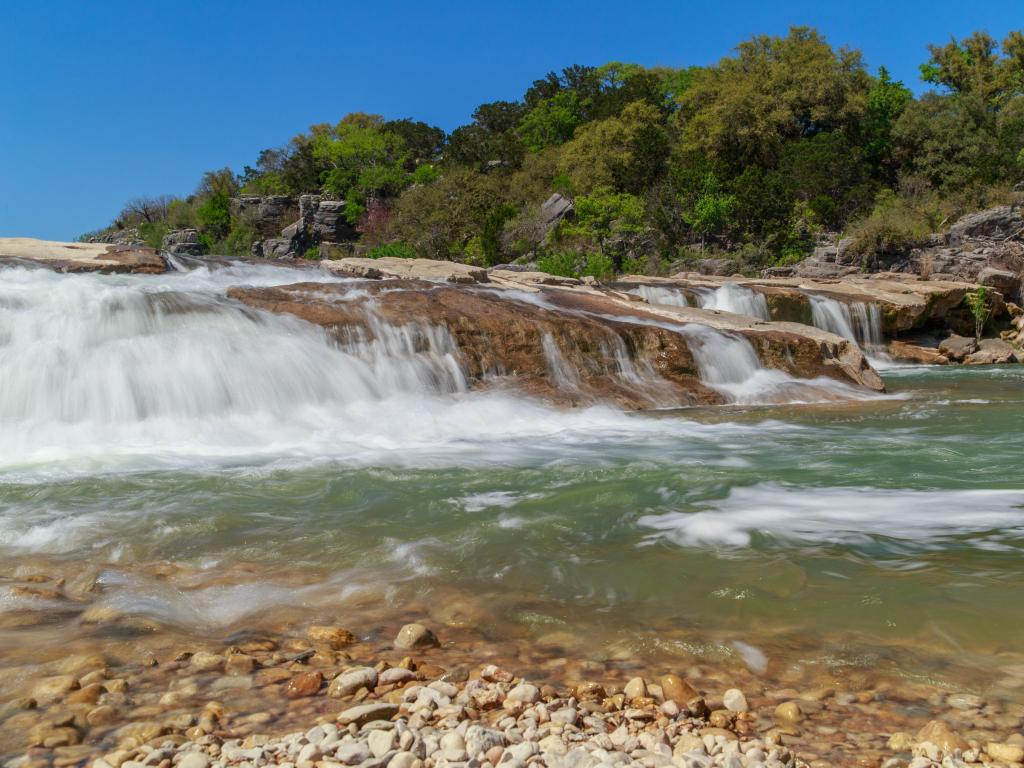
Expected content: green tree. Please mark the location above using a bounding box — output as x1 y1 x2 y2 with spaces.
964 286 991 341
196 193 232 241
517 91 584 151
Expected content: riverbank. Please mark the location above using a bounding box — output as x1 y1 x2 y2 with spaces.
3 610 1024 768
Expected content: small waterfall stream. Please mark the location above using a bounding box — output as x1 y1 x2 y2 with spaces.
694 284 770 319
628 285 689 307
810 296 888 363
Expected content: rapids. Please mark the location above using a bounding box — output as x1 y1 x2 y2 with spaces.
1 260 1023 708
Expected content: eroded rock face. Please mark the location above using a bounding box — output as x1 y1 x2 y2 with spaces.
322 257 490 284
0 238 166 274
228 275 882 409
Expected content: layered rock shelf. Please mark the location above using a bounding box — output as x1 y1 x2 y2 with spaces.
0 238 166 274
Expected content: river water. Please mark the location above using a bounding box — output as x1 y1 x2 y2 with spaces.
1 262 1023 716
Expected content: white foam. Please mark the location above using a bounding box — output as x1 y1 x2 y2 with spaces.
638 484 1024 548
694 284 769 319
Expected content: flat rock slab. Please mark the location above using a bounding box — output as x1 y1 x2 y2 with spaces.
322 257 489 284
0 237 166 274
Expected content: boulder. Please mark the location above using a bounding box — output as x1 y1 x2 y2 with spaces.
938 334 978 362
230 195 299 237
489 267 582 287
693 258 736 276
0 237 166 274
965 338 1020 365
947 206 1024 244
978 266 1019 292
161 228 203 256
541 193 573 225
887 340 948 365
312 200 356 243
253 237 302 260
322 257 490 284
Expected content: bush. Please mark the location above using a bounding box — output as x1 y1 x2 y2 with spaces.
844 190 932 267
137 222 168 249
536 251 583 277
368 242 417 259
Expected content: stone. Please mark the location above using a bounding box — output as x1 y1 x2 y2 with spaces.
915 720 968 754
224 653 256 676
393 624 439 650
888 340 949 365
337 703 399 727
0 238 166 274
328 667 378 698
574 681 607 702
368 729 397 758
86 705 119 726
938 334 978 362
440 732 468 761
978 266 1019 292
337 742 372 764
284 671 323 698
966 338 1019 364
190 652 223 672
230 196 300 237
722 689 748 713
161 229 203 257
946 692 985 710
322 257 490 284
465 725 506 759
774 702 802 724
987 742 1024 763
30 675 79 706
948 206 1024 244
379 668 416 685
506 683 540 704
660 675 698 706
387 751 419 768
177 753 210 768
624 677 648 700
308 626 357 648
541 193 573 225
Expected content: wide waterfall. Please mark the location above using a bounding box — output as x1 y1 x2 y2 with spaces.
810 295 888 362
694 283 770 319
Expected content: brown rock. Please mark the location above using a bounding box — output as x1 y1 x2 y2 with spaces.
86 705 119 727
307 626 357 649
574 682 607 702
224 653 257 676
774 701 803 725
660 675 698 706
65 684 104 705
915 719 968 753
887 340 948 365
30 675 79 706
987 742 1024 763
283 671 323 698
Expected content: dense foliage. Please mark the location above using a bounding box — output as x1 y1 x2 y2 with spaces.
91 27 1024 272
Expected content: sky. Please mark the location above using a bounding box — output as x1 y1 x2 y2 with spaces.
1 1 1021 241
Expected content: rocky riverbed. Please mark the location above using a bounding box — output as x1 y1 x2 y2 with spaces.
3 614 1024 768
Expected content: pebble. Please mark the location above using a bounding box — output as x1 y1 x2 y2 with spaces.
393 624 439 650
660 675 698 706
284 672 323 699
722 689 748 713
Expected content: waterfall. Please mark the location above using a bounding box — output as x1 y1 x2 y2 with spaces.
809 296 888 362
629 285 689 307
541 333 579 390
694 284 770 320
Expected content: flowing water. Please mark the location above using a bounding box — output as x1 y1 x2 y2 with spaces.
694 283 770 320
810 295 890 365
2 262 1024 714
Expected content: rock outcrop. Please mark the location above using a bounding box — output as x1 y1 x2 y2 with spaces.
239 195 356 259
0 238 166 274
228 261 883 409
161 229 203 256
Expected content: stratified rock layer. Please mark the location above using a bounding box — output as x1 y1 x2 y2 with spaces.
0 238 166 274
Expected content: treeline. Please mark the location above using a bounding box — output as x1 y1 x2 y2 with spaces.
93 27 1024 276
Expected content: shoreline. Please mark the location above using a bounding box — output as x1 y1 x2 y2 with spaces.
3 615 1024 768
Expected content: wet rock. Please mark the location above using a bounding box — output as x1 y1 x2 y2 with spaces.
308 625 357 648
624 677 648 700
283 671 323 699
915 720 968 754
322 257 489 284
394 624 439 650
506 683 540 704
329 667 378 698
660 675 697 706
30 675 79 706
0 238 166 274
987 742 1024 763
722 689 748 713
888 340 949 365
966 338 1020 364
225 653 256 676
337 703 399 727
189 652 223 673
774 701 802 725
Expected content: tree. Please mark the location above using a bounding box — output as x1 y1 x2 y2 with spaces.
119 195 173 224
517 91 584 151
446 101 527 168
862 67 913 169
964 286 991 341
683 175 736 250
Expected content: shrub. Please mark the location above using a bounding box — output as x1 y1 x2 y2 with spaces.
580 252 616 280
964 286 990 341
368 242 417 259
844 190 932 267
536 251 583 277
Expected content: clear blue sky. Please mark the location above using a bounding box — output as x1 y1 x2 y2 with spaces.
1 0 1020 241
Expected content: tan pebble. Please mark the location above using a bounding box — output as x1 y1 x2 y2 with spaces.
623 677 647 700
30 675 80 706
307 625 356 649
574 681 606 702
774 701 803 724
987 742 1024 763
888 732 913 751
394 623 439 650
66 683 105 705
915 720 968 753
86 705 119 727
224 654 256 676
78 669 108 686
189 652 222 673
105 678 129 693
709 709 735 729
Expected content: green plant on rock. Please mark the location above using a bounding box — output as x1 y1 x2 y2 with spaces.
368 242 417 259
964 286 991 341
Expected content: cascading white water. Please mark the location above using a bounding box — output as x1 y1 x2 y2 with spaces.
809 296 888 363
694 283 770 320
680 325 875 404
541 333 579 390
629 285 689 307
